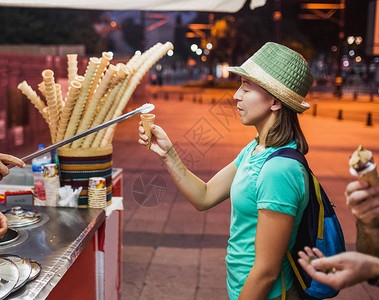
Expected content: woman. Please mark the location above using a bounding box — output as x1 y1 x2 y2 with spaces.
139 42 314 300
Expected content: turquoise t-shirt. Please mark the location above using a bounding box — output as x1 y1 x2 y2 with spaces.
226 140 309 300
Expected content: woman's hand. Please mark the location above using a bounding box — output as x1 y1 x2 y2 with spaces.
0 153 25 181
138 122 173 158
298 247 379 290
0 212 8 239
345 180 379 226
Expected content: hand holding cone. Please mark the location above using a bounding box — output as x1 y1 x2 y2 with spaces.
141 114 155 149
349 145 379 187
349 146 379 228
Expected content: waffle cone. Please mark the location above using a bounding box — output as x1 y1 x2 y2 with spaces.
100 42 173 147
350 145 379 187
63 57 100 143
359 167 379 187
38 82 46 97
141 114 155 149
17 81 48 122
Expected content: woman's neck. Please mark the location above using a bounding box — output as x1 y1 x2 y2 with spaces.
256 113 277 148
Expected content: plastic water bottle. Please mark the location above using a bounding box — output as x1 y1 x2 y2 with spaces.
32 144 52 201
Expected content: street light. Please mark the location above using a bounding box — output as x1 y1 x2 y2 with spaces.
191 44 198 52
206 43 213 50
347 36 355 45
355 36 362 45
196 48 202 56
167 49 174 56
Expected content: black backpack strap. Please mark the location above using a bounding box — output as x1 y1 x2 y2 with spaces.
265 148 311 173
264 148 316 297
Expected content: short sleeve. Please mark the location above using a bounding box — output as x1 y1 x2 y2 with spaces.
234 141 257 168
256 157 307 216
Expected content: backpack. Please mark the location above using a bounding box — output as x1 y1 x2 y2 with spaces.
263 148 346 300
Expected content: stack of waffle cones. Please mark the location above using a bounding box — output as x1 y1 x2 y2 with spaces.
18 41 173 149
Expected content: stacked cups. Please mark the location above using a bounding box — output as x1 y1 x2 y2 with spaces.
43 163 60 206
88 177 107 209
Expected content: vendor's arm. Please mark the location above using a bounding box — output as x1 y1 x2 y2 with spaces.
0 153 25 181
238 210 294 300
139 123 236 211
345 180 379 256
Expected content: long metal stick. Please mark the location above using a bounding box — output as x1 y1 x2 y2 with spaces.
18 103 154 164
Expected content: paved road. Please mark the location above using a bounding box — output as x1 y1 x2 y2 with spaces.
111 91 379 300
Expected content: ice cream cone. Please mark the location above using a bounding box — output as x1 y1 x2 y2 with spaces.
38 82 46 97
349 145 379 187
359 167 379 187
350 145 379 228
17 81 48 122
75 75 85 83
141 114 155 149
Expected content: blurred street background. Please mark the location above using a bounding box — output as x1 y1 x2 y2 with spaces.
1 0 377 153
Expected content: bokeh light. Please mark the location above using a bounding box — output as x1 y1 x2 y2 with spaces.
191 44 198 52
347 36 355 45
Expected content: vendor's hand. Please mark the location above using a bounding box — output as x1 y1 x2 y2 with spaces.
0 153 25 181
298 247 379 290
345 180 379 226
138 122 173 158
0 212 8 239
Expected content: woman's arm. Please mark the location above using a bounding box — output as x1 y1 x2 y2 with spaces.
139 123 237 211
238 210 295 300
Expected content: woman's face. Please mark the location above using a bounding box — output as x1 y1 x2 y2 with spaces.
233 78 275 126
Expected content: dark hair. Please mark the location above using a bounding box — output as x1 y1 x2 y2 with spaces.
256 103 309 154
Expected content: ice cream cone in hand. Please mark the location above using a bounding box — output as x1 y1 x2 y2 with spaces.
349 146 379 227
349 145 379 187
141 114 155 149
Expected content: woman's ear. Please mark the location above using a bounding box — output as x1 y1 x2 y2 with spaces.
271 98 282 112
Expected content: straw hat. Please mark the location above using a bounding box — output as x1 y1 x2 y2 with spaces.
228 42 314 113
